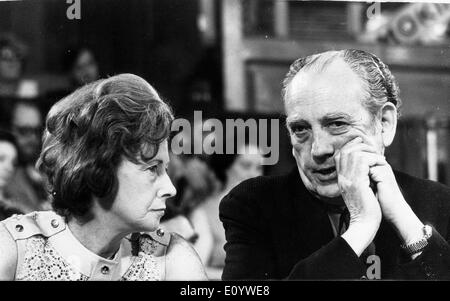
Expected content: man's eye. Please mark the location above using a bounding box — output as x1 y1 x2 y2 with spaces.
327 121 350 134
291 126 309 135
328 121 348 129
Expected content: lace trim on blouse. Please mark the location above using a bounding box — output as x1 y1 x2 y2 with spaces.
16 234 163 281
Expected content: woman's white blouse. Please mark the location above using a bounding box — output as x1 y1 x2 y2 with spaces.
1 211 171 280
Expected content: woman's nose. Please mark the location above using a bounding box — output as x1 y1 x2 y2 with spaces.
160 172 177 199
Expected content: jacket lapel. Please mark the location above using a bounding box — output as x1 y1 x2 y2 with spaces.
285 168 335 257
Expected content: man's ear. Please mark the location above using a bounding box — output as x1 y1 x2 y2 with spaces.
380 102 397 147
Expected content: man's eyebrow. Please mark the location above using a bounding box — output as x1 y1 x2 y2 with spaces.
286 118 309 128
286 114 308 125
320 113 353 123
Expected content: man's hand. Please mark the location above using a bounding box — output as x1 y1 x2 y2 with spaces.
369 159 424 258
335 136 383 256
337 134 425 259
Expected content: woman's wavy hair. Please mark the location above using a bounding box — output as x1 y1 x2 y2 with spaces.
36 74 173 219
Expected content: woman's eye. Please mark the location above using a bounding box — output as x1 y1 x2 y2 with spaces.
147 165 159 174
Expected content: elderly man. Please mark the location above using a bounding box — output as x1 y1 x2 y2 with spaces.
219 49 450 280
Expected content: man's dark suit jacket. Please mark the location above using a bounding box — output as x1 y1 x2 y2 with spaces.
219 168 450 280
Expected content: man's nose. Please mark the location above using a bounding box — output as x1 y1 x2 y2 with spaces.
159 172 177 199
311 131 334 162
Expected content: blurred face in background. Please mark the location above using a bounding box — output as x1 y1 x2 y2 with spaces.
0 141 17 190
0 46 22 82
72 49 99 86
226 144 264 187
11 103 43 164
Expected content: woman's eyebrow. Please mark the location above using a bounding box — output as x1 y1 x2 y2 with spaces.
146 158 171 168
143 159 162 166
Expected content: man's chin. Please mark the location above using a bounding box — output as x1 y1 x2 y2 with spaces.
315 184 342 201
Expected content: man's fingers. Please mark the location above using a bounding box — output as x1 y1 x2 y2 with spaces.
340 142 379 156
363 153 388 167
369 164 394 183
340 130 380 153
342 136 363 148
338 152 387 176
353 129 379 149
336 143 381 173
334 153 341 173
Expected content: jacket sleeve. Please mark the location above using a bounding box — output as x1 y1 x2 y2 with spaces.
219 190 366 280
394 227 450 280
393 170 450 279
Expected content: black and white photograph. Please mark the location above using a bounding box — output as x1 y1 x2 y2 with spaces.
0 0 449 285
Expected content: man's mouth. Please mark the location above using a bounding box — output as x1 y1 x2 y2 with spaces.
313 167 337 182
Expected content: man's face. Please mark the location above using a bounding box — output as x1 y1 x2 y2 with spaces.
11 104 43 164
0 46 22 81
285 59 384 200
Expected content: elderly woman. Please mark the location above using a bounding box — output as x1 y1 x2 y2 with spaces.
0 74 206 280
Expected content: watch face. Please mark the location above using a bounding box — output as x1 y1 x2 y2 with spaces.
424 225 433 238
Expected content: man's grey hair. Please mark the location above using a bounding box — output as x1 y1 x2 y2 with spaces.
281 49 402 118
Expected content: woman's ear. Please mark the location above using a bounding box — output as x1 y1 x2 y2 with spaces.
380 102 397 148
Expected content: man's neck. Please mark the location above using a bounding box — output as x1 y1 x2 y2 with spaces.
307 188 345 207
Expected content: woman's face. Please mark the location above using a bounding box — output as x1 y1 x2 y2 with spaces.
109 140 176 233
226 144 263 186
0 141 17 190
72 49 99 85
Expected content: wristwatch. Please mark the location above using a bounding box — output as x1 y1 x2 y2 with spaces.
400 225 433 255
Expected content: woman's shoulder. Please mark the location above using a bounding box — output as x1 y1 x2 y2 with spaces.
165 232 207 280
0 211 67 280
0 219 18 280
1 211 66 241
134 230 207 280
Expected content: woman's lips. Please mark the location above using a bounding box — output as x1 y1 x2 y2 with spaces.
151 208 166 216
314 167 337 182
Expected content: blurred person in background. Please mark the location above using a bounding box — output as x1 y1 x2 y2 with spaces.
0 34 38 100
66 46 99 87
160 153 218 246
0 73 206 280
0 34 38 129
42 46 100 115
0 130 26 220
160 117 219 246
6 100 50 212
190 142 264 279
160 121 219 247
